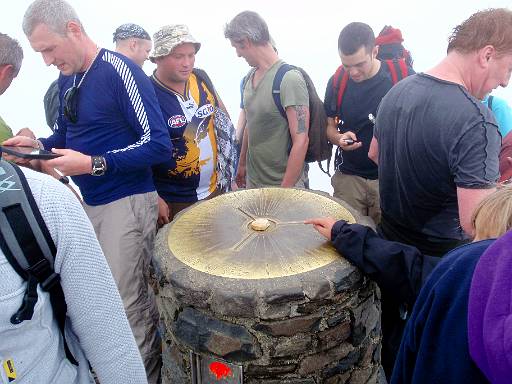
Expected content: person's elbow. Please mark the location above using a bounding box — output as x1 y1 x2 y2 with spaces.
368 137 379 165
148 128 173 163
457 186 496 236
368 149 378 164
292 133 309 154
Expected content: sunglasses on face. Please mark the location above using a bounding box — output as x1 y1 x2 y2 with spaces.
63 85 79 123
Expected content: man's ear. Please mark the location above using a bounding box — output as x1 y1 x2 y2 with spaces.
0 64 16 95
240 37 251 49
0 64 14 82
66 20 82 39
130 39 138 52
373 45 379 59
479 45 496 67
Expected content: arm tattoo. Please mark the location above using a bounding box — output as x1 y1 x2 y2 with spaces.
294 106 307 134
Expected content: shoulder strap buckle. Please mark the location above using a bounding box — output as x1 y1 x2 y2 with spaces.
10 275 39 324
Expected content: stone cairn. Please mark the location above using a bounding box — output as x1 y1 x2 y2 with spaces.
154 231 382 384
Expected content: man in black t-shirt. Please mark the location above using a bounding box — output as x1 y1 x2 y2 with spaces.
324 22 413 224
369 9 512 257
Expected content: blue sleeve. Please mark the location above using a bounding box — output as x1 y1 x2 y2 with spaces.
331 220 437 305
490 97 512 137
39 111 67 150
102 61 172 174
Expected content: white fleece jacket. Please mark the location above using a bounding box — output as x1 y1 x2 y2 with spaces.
0 167 147 384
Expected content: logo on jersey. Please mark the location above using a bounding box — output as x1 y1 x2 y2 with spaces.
168 115 187 128
196 104 214 119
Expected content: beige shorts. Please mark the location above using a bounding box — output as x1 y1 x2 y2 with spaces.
331 171 381 225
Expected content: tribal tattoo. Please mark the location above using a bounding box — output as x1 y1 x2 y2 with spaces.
294 106 307 134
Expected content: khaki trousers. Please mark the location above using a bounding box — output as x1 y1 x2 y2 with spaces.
331 171 381 224
84 192 161 384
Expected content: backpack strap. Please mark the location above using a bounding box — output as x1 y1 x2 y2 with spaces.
331 66 349 117
0 160 77 365
385 58 409 84
488 95 494 110
193 68 219 105
272 63 296 119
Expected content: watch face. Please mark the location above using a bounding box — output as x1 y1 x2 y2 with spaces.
91 156 106 176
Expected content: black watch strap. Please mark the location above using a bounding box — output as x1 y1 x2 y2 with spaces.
91 156 107 176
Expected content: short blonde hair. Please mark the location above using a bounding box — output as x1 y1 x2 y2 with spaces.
472 185 512 240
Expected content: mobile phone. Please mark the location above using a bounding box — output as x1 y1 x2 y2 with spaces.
342 139 357 145
1 145 62 160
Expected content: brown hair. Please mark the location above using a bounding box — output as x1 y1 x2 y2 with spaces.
338 22 375 56
447 8 512 55
472 185 512 241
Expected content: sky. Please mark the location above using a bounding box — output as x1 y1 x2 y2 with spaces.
1 0 512 193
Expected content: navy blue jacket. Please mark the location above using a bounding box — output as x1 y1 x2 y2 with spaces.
391 240 494 383
331 220 439 307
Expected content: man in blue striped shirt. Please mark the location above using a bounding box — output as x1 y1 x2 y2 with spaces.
5 1 171 382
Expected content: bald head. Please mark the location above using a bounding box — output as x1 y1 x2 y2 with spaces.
113 23 152 68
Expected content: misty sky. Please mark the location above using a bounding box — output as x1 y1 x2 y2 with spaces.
1 0 510 192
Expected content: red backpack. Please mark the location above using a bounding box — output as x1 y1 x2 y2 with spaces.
330 26 413 115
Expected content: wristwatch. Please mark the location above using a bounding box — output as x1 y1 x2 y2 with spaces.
91 156 107 176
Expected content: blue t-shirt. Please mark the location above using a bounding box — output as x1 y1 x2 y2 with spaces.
482 95 512 137
324 62 414 180
40 49 172 206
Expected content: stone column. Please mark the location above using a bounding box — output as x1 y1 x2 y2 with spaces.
154 188 382 384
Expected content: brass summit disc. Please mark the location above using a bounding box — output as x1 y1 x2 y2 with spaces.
167 188 357 280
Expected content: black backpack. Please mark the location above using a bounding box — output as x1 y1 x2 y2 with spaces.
272 64 332 175
0 160 77 364
242 64 332 175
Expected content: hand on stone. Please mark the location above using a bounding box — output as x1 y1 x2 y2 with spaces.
304 217 337 241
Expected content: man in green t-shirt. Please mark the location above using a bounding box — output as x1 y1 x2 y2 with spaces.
0 115 13 142
0 33 23 143
225 11 309 188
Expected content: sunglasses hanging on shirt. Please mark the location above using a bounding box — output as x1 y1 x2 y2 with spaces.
63 47 101 123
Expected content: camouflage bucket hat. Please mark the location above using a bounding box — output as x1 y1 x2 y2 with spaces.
149 24 201 62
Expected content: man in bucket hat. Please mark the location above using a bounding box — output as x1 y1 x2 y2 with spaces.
150 24 235 225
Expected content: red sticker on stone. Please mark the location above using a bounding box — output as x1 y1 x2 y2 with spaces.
209 361 233 380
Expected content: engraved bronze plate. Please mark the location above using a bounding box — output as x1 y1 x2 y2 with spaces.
167 188 356 279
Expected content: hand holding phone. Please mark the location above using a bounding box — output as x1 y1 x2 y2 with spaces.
338 132 363 151
1 145 62 160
